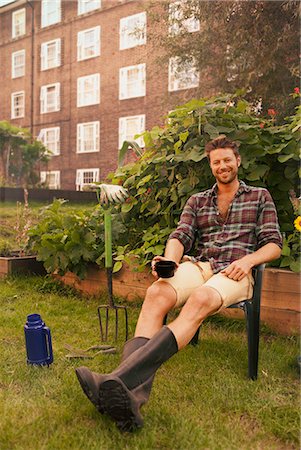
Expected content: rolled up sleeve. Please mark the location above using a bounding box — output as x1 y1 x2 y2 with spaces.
255 189 282 249
168 196 197 253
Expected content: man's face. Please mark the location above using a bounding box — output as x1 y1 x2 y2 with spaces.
209 148 241 185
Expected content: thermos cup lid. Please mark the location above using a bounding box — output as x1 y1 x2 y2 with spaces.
26 313 43 327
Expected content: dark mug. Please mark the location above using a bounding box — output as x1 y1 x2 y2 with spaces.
155 260 177 278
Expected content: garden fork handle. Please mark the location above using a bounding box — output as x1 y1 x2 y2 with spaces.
107 267 114 308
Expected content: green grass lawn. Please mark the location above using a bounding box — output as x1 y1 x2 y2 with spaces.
0 275 299 450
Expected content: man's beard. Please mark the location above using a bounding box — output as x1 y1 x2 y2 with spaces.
216 169 238 184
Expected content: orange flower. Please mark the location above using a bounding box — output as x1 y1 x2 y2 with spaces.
294 216 301 232
268 109 277 116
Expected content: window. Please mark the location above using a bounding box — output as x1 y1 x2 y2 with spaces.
38 127 60 155
40 171 60 189
11 91 25 118
77 122 99 153
12 50 25 78
169 1 200 35
76 168 99 191
78 0 101 15
120 12 146 50
119 64 146 100
119 115 145 149
12 8 26 39
77 73 100 107
77 26 100 61
41 39 61 70
41 0 61 28
168 57 199 91
40 83 60 113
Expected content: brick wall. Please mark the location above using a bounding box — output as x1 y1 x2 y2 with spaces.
0 0 212 190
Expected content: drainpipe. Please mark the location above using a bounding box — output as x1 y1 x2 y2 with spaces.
26 0 34 139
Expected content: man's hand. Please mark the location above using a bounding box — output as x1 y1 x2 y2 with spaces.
151 256 179 279
221 256 254 281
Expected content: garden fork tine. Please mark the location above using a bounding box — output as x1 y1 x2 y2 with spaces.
97 267 129 342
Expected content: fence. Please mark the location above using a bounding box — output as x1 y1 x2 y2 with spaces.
0 187 98 204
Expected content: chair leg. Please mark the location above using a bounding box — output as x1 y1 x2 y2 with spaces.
244 301 260 380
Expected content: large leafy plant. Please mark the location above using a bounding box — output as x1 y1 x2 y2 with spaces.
27 199 128 279
110 93 300 271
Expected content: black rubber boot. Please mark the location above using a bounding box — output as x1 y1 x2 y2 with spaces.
75 336 149 415
121 336 149 362
76 327 178 432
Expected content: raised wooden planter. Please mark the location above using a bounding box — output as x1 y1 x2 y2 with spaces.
55 265 300 335
0 255 46 278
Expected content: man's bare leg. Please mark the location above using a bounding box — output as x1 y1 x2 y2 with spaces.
168 286 222 349
134 281 177 338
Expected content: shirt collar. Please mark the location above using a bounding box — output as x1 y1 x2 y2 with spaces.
210 180 251 198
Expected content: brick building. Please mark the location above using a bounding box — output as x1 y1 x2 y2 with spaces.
0 0 206 190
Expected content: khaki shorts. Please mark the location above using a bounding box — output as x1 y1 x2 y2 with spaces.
157 261 254 310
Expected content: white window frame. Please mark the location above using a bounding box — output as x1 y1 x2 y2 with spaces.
12 50 25 78
120 12 146 50
40 83 60 114
77 26 100 61
119 115 145 149
41 39 61 70
168 57 199 92
40 170 60 189
77 121 99 153
76 168 99 191
169 1 200 35
77 73 100 107
38 127 60 155
119 63 146 100
11 91 25 119
12 8 26 39
41 0 61 28
78 0 101 15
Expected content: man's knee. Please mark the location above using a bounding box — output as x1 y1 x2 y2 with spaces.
186 286 222 316
143 281 177 313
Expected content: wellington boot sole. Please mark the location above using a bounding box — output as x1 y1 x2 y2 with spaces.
98 376 143 432
75 367 104 414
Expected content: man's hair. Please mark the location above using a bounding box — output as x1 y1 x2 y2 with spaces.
205 136 240 159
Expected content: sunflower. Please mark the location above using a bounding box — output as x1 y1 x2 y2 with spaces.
294 216 301 232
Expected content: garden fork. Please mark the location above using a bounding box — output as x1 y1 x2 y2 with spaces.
95 184 129 342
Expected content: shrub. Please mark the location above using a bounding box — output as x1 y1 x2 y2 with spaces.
110 93 300 271
27 93 300 274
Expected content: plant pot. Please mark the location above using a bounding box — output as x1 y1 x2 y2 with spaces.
0 254 46 278
54 265 300 335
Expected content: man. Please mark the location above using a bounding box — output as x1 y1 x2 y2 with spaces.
76 136 282 432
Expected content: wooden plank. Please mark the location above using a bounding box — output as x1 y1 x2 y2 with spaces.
262 269 300 294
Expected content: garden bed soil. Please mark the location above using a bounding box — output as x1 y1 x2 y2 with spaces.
54 265 300 336
0 254 46 278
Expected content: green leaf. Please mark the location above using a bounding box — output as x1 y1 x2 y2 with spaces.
118 140 143 167
290 260 301 272
278 154 294 163
113 261 123 273
121 202 134 213
204 123 219 139
281 244 291 257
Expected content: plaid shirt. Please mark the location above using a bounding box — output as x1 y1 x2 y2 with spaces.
168 181 282 273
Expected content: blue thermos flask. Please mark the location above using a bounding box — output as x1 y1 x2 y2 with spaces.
24 313 53 366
